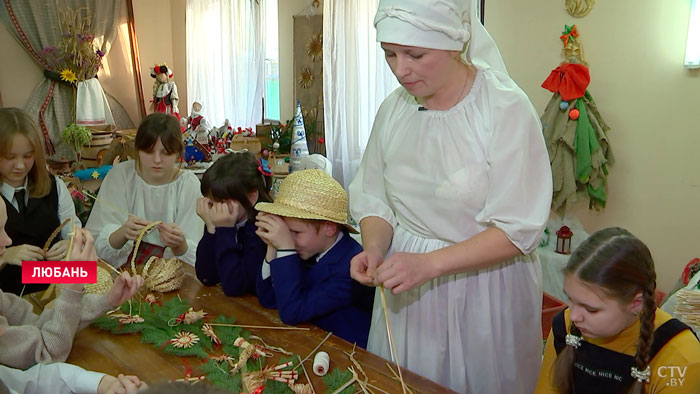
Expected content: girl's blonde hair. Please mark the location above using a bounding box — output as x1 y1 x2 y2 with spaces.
553 227 657 394
0 108 51 198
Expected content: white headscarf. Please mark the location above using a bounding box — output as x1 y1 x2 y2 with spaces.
374 0 508 74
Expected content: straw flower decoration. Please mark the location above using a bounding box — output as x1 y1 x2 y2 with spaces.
170 331 200 349
306 32 323 62
298 67 314 89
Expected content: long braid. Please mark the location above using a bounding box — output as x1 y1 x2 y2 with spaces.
553 322 584 393
628 284 657 394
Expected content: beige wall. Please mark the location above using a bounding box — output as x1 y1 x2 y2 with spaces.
487 1 700 293
278 0 314 121
0 28 42 108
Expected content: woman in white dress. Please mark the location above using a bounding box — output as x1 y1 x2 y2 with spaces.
348 1 552 393
86 113 203 267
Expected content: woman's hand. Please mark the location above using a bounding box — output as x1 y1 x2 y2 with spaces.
375 252 438 294
97 373 147 394
121 215 151 241
1 244 45 265
350 250 384 286
196 197 216 234
255 212 294 250
210 201 240 229
45 239 70 261
107 272 144 307
69 229 98 261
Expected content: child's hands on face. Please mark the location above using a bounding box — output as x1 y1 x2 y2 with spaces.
209 201 240 229
255 212 295 250
196 197 216 234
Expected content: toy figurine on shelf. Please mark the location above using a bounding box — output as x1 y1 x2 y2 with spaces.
184 102 211 145
151 63 181 123
216 119 233 139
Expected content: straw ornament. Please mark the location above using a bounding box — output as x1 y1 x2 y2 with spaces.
243 361 299 392
565 0 595 18
201 323 222 345
130 221 185 292
255 169 357 233
168 331 200 349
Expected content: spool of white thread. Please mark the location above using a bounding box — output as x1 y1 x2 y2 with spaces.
313 351 330 376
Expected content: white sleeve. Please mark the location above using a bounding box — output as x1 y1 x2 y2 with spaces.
170 82 179 113
85 164 131 268
0 363 105 394
474 80 553 254
348 100 398 229
55 177 82 240
162 172 203 266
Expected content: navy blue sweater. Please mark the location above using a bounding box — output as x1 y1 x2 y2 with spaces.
256 233 375 347
195 220 266 296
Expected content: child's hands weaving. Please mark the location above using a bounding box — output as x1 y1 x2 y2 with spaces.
0 244 44 266
107 272 144 307
45 239 70 261
97 373 148 394
121 215 151 241
157 222 187 254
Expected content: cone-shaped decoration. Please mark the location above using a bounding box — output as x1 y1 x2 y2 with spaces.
290 101 310 171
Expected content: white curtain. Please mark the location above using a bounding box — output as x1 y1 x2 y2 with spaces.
322 0 399 188
186 0 265 128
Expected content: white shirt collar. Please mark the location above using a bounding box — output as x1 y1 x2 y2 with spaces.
0 178 28 204
316 231 344 262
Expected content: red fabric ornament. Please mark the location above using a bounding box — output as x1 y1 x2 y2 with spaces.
568 108 580 120
318 137 325 144
541 63 590 101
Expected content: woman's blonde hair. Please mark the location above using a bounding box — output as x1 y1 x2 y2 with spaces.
0 108 51 197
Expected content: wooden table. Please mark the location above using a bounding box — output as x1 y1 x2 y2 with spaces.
67 267 458 393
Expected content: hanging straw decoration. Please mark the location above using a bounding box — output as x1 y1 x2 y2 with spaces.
379 286 407 394
130 221 184 292
565 0 595 18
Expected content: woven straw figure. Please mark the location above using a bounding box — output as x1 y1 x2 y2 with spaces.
131 221 184 292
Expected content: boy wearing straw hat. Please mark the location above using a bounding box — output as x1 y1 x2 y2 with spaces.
254 169 374 347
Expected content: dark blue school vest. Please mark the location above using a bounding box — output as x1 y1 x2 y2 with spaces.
552 308 697 394
0 176 60 295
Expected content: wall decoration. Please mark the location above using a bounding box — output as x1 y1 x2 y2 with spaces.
293 14 325 156
565 0 596 18
540 26 612 215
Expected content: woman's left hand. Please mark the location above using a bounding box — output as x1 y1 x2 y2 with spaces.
45 239 70 261
107 272 144 307
375 252 438 294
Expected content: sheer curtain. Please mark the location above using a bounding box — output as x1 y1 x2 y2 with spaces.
322 0 399 188
186 0 264 128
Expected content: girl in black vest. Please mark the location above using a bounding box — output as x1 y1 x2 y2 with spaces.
536 227 700 393
0 108 80 295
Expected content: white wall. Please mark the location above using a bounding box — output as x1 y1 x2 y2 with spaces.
487 0 700 293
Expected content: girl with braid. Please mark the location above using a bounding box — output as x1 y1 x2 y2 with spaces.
536 227 700 393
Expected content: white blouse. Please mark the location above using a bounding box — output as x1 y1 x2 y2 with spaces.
349 68 552 254
86 160 203 267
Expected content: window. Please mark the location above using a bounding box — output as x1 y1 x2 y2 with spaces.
264 0 280 121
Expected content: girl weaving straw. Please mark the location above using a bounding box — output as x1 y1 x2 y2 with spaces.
195 151 271 296
0 201 143 370
536 227 700 393
0 108 81 295
86 113 203 267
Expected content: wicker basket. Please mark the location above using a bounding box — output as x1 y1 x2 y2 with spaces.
131 221 184 293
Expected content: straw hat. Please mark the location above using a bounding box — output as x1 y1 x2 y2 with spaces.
255 169 357 233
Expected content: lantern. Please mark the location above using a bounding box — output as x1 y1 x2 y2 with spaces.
555 225 573 255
